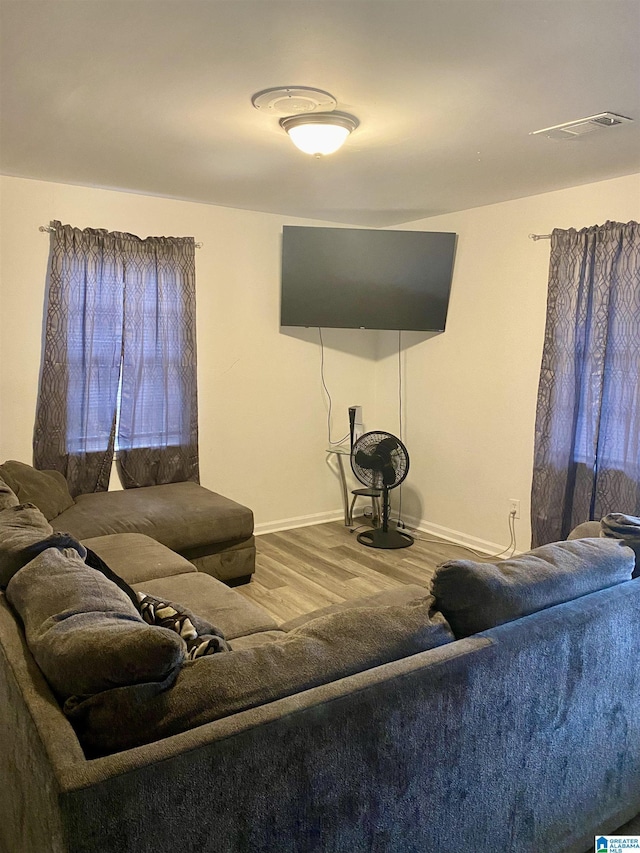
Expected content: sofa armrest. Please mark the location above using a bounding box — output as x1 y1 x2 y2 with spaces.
567 521 601 539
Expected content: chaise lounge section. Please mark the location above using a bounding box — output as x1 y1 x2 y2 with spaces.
0 460 255 583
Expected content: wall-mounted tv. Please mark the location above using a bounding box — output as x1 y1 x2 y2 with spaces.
281 226 457 332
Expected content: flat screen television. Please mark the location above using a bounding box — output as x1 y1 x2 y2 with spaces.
280 226 457 331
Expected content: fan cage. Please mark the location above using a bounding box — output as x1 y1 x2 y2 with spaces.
350 431 409 490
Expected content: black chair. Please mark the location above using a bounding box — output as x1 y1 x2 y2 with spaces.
348 487 382 527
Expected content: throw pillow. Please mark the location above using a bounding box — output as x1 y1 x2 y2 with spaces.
0 460 74 521
433 537 635 639
136 591 230 658
0 476 19 511
0 503 53 589
6 546 186 701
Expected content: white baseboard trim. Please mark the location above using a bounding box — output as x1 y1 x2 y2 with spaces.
255 511 522 556
402 515 522 557
254 510 345 536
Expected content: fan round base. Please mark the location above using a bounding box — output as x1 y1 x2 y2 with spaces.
357 528 414 550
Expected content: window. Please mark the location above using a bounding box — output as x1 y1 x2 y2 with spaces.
34 222 199 493
531 220 640 546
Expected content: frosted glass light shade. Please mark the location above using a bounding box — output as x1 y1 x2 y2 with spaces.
287 123 350 155
279 113 359 156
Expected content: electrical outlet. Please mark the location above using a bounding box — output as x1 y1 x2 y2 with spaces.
509 499 521 519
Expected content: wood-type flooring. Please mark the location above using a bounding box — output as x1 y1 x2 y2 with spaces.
235 518 480 625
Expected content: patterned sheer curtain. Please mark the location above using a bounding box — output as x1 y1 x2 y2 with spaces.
531 220 640 547
34 222 199 496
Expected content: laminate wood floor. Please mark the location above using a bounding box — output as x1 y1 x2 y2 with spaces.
235 519 481 625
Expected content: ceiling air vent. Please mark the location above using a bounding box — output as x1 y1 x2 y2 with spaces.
531 112 633 141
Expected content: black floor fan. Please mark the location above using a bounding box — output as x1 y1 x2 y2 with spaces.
350 431 413 549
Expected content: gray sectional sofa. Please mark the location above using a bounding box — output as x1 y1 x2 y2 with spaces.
1 468 639 853
0 459 255 583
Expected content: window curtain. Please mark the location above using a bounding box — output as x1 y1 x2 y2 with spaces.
33 222 199 496
530 220 640 547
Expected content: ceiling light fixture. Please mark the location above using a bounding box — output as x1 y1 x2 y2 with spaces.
279 112 359 157
251 87 359 157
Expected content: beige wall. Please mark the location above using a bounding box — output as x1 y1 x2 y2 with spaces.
1 172 638 544
376 173 640 552
0 175 376 529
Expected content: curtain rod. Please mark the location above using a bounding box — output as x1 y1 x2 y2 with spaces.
39 225 203 248
529 233 551 241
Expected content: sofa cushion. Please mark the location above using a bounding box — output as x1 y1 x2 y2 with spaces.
433 537 635 639
6 547 185 700
65 596 455 756
289 596 454 647
0 503 53 589
187 536 256 583
81 533 197 584
84 546 141 610
229 630 287 651
132 572 279 640
279 583 431 631
0 460 74 521
0 475 19 511
51 482 253 550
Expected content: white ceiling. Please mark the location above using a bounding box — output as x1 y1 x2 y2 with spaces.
1 0 639 227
